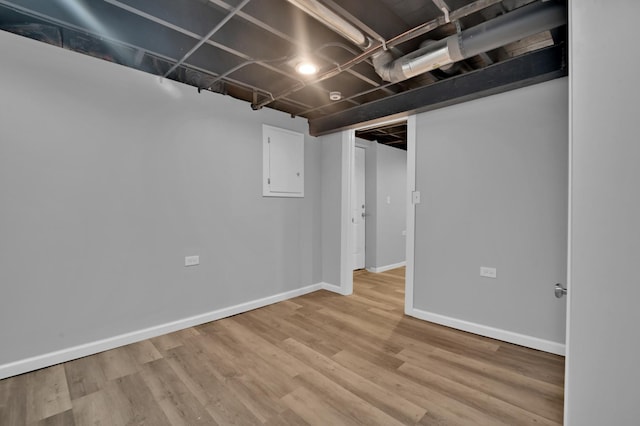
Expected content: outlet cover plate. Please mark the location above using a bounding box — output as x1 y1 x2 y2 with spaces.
480 266 497 278
185 255 200 267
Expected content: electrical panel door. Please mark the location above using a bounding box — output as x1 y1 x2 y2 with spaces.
263 125 304 197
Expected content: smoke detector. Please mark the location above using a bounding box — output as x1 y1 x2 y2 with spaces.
329 91 342 101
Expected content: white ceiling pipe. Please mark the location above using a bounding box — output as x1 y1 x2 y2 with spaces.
285 0 371 48
373 0 566 83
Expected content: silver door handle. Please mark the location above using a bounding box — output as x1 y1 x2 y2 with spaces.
554 283 567 298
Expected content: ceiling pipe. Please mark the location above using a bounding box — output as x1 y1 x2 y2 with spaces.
373 0 566 83
285 0 371 48
251 0 504 110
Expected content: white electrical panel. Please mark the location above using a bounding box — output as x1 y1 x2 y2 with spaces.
262 124 304 197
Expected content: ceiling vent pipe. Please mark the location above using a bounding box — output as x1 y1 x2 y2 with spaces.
373 0 566 83
285 0 371 48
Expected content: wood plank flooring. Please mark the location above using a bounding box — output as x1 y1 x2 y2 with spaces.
0 268 565 425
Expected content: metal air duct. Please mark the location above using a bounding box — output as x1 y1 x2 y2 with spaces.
373 0 566 83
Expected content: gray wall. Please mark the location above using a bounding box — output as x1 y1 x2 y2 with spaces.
0 31 322 366
413 78 568 344
320 132 343 286
375 143 407 268
566 2 640 424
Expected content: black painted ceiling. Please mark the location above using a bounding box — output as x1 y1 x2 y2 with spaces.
356 122 407 151
0 0 567 147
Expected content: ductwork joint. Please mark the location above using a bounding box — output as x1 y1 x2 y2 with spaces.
371 0 566 83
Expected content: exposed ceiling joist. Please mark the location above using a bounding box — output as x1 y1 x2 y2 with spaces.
0 0 568 141
309 43 567 136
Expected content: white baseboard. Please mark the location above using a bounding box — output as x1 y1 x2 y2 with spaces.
0 283 323 380
367 261 406 273
321 282 352 295
407 307 566 356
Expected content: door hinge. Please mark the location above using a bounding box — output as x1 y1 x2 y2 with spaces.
267 178 270 184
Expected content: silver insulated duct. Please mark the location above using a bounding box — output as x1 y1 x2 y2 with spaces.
287 0 566 84
373 0 567 83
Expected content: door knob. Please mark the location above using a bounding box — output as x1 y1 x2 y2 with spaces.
554 283 567 299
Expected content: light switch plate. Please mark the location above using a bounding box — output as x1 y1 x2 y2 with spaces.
412 191 421 204
480 266 497 278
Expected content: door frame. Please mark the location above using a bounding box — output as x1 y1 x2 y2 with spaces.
352 145 366 270
337 116 417 309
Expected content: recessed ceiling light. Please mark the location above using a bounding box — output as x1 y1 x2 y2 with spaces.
295 61 318 75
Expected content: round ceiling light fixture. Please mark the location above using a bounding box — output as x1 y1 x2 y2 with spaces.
295 61 318 75
329 91 342 101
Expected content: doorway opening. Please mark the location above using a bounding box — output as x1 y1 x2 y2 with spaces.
344 117 415 312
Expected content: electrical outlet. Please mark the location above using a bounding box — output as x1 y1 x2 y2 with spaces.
480 266 497 278
185 255 200 267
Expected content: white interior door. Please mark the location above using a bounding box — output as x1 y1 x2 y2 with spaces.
352 147 366 270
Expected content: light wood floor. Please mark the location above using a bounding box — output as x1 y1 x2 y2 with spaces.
0 267 564 425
